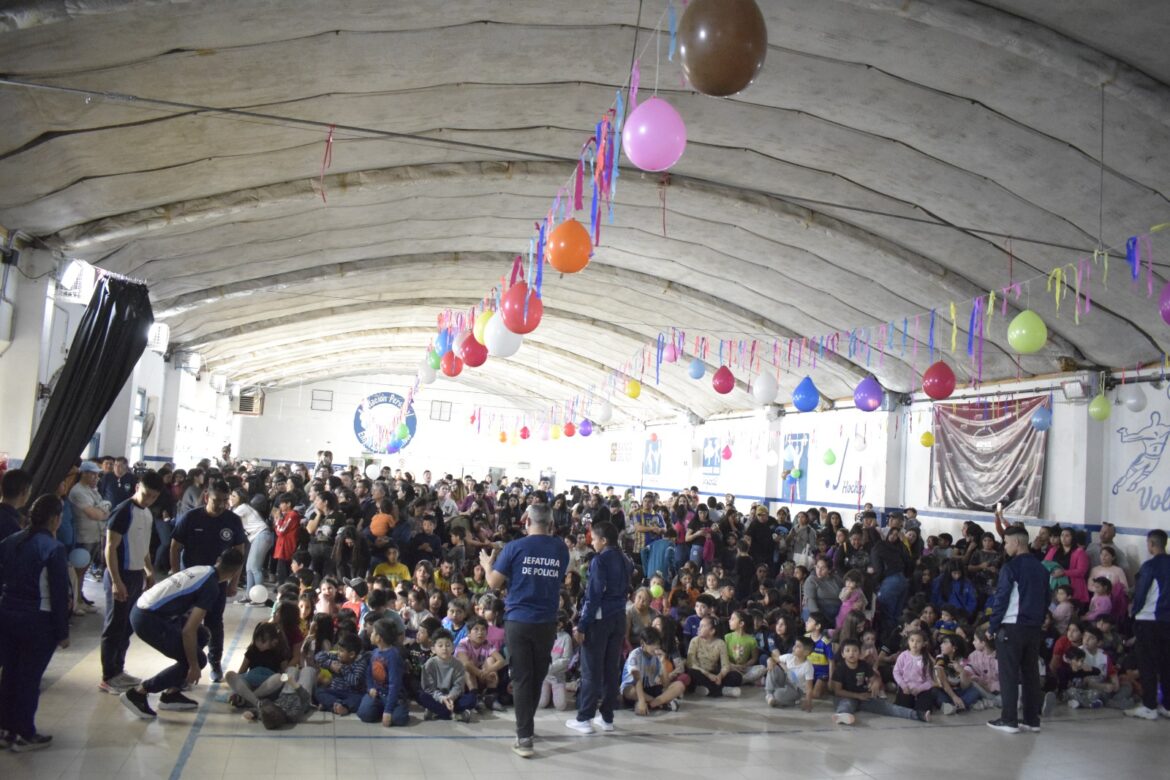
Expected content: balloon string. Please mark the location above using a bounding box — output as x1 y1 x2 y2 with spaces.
318 124 334 204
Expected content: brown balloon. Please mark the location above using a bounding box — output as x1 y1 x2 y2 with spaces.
678 0 768 97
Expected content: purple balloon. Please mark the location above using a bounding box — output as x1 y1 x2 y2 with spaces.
622 97 687 172
854 376 884 412
579 419 593 437
1160 281 1170 326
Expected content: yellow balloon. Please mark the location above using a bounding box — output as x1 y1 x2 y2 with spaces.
473 310 493 345
626 379 642 399
920 431 935 448
551 426 561 440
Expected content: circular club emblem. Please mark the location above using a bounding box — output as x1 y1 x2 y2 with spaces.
354 392 418 454
219 527 234 542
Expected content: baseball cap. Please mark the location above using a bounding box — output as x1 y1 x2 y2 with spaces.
79 461 101 473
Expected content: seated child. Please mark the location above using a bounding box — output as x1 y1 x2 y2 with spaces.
933 635 984 714
682 595 716 653
341 578 368 624
1080 626 1132 709
358 618 409 726
372 543 411 586
805 612 834 699
765 635 815 710
252 667 319 730
685 616 741 698
1084 578 1114 622
725 610 766 685
621 626 686 715
226 622 291 710
314 632 368 716
961 630 1000 706
404 616 440 699
456 617 508 709
540 611 575 711
835 570 867 634
441 598 470 647
1048 585 1076 636
1057 647 1102 709
893 630 937 719
419 629 477 722
831 638 926 725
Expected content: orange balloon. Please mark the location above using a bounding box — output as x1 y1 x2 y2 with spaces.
547 219 592 274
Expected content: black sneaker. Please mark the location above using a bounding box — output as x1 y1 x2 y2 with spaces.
10 734 52 752
460 709 473 723
121 688 157 720
158 691 198 711
209 661 223 683
986 718 1019 734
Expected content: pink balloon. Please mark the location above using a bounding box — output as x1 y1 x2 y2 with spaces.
721 445 733 460
622 97 687 172
662 343 678 363
1160 281 1170 326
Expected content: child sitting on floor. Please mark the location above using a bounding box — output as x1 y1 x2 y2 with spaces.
539 611 575 711
765 635 815 710
456 617 508 710
831 638 926 725
894 629 937 720
225 622 291 711
358 618 409 726
622 626 686 715
314 632 367 716
420 629 477 722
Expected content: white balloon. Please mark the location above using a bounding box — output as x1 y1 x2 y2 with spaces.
1119 383 1147 412
364 463 381 479
765 449 779 467
418 362 436 384
248 585 268 604
752 372 778 405
593 400 614 424
484 313 523 357
854 436 867 452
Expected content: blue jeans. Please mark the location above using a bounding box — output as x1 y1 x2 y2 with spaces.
417 690 477 719
0 611 58 738
246 529 274 594
356 692 409 724
835 696 920 721
130 608 209 693
576 612 625 723
316 688 363 713
934 684 982 710
877 574 908 635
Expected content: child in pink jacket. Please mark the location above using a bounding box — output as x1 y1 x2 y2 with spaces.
893 630 936 720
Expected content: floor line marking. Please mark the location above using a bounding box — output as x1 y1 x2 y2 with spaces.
167 604 255 780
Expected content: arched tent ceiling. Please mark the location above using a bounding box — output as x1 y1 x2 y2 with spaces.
1 0 1169 425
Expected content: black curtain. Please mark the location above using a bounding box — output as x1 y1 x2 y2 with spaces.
22 275 154 500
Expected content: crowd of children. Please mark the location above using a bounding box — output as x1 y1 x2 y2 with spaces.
135 457 1163 730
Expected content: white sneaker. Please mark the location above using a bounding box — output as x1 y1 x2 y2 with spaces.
833 712 855 725
1067 699 1080 710
565 718 595 735
110 672 142 687
1124 705 1159 721
941 703 956 716
693 686 710 698
765 695 776 708
1158 706 1170 719
723 686 742 698
592 714 615 732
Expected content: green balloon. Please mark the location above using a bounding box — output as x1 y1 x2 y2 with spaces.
426 350 441 370
792 469 803 479
1088 393 1111 422
1007 309 1048 354
396 423 410 439
823 450 836 465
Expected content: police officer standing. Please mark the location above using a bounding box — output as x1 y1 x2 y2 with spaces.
169 480 245 682
987 524 1050 734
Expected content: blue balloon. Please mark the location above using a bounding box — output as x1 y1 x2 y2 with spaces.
387 438 402 455
69 547 91 569
578 419 593 437
854 376 884 412
1031 406 1052 431
688 358 705 380
435 328 453 355
792 376 820 412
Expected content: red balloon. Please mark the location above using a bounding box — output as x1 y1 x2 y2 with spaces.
547 218 592 274
563 422 576 438
500 282 543 334
460 336 488 368
520 426 530 440
441 351 463 377
712 365 735 394
922 360 956 400
649 433 659 442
